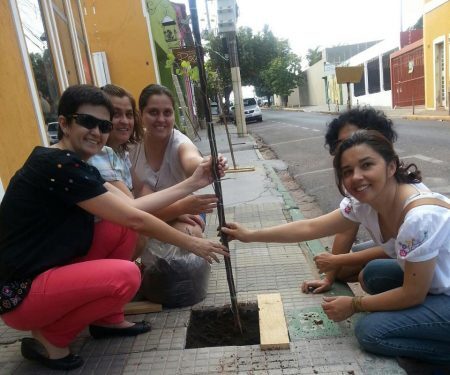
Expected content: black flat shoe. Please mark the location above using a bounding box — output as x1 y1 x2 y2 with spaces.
21 337 83 370
89 320 151 339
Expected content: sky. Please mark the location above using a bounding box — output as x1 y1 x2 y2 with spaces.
193 0 424 59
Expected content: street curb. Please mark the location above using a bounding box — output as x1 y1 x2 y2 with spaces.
251 134 326 259
264 107 450 122
264 165 326 259
403 115 450 122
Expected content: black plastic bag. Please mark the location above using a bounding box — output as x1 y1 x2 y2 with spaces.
139 239 210 308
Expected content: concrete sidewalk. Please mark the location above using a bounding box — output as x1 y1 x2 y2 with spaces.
0 125 410 374
271 104 450 122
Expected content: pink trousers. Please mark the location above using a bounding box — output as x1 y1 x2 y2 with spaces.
2 221 139 347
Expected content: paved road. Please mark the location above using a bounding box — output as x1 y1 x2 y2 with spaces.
246 109 450 240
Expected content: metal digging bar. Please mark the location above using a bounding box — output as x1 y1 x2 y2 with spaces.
207 122 243 333
188 0 242 333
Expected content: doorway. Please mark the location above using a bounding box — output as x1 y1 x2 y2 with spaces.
434 41 446 108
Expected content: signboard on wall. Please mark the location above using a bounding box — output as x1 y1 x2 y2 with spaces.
172 47 197 66
335 66 364 83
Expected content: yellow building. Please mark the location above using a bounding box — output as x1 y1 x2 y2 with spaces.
82 0 159 100
423 0 450 110
0 0 160 198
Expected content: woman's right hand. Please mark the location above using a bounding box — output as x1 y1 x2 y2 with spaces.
221 222 253 242
301 278 333 294
180 194 218 215
189 156 226 190
314 252 342 273
187 236 229 264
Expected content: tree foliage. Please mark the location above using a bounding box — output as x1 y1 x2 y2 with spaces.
261 53 303 106
204 25 303 106
306 46 322 66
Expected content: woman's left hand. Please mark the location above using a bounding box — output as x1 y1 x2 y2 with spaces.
321 296 354 322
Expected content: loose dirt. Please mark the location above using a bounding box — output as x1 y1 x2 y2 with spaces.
185 304 260 348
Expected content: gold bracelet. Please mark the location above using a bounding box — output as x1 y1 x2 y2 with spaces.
351 297 357 313
352 296 364 313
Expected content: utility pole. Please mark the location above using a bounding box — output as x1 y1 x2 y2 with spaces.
204 0 212 32
217 0 246 137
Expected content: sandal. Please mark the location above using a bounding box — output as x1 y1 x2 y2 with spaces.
89 320 151 339
21 337 83 370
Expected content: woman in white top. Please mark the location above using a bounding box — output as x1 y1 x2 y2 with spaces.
129 84 220 307
130 84 214 236
222 130 450 364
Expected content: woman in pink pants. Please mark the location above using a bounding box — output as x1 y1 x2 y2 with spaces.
0 85 227 370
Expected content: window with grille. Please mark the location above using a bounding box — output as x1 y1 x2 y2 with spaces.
354 66 365 97
367 57 380 94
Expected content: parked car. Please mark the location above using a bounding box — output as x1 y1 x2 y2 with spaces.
47 122 59 145
229 98 263 123
210 101 219 116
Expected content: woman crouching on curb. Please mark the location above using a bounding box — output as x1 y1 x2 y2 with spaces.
222 130 450 364
0 85 227 371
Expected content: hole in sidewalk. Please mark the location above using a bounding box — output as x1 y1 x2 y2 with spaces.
185 304 260 348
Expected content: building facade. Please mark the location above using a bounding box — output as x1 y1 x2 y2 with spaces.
82 0 159 100
423 0 450 110
391 39 425 108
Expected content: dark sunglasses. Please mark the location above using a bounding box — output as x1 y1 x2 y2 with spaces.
67 113 113 134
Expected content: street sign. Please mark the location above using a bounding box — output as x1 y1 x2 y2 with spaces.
335 66 364 84
324 62 335 76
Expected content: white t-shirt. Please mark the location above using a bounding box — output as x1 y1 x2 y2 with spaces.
129 129 194 191
340 187 450 295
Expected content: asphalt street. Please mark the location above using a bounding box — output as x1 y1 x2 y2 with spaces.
246 109 450 241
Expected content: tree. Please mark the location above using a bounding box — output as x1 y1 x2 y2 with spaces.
261 53 304 106
237 25 289 104
306 46 322 66
203 31 233 108
408 16 423 30
204 25 302 107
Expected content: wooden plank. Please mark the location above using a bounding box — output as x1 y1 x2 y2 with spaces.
257 293 290 350
226 167 255 173
124 301 162 315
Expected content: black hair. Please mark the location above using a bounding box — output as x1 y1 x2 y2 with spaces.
57 84 114 139
138 83 175 112
325 107 398 155
333 130 421 197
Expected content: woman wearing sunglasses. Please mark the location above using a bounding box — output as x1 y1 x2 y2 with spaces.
0 85 228 370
